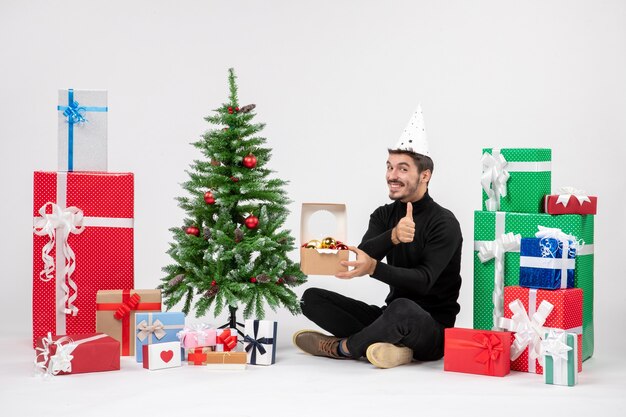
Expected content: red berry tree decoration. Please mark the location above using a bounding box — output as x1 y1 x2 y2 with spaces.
160 68 306 322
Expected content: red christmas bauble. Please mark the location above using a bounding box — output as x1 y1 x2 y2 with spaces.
204 191 215 204
228 106 233 114
245 215 259 229
211 280 217 287
235 107 240 112
277 278 284 285
230 176 239 182
185 226 200 237
250 277 257 284
242 154 257 169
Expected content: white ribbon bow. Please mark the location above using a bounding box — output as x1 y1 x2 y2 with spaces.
34 333 77 376
136 319 167 342
481 151 510 211
177 323 213 346
556 186 591 207
499 299 553 364
33 202 85 315
477 232 521 330
541 329 572 362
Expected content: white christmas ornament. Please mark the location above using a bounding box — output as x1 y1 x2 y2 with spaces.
394 104 430 157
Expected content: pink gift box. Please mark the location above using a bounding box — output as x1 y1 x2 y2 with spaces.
177 324 217 348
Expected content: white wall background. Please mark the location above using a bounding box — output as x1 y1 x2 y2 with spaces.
1 0 624 355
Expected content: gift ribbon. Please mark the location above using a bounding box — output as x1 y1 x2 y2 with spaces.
481 149 551 211
498 291 554 373
96 290 161 355
136 314 184 345
216 329 238 352
33 172 135 335
187 348 210 365
136 319 166 342
243 321 275 365
177 323 215 348
542 330 576 386
445 333 504 376
57 89 108 171
555 186 591 208
481 150 509 212
35 333 107 376
33 202 85 318
476 225 521 330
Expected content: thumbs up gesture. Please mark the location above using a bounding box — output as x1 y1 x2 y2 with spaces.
392 202 415 244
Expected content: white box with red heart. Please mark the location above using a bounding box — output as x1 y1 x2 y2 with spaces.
142 341 181 370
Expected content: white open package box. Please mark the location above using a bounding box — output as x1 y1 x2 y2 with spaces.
299 203 349 275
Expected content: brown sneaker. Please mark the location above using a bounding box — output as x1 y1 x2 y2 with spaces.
292 329 344 359
366 342 413 369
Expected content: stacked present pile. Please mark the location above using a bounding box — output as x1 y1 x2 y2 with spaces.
33 89 279 376
444 148 597 386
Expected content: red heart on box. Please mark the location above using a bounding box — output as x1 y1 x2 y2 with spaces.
160 350 174 363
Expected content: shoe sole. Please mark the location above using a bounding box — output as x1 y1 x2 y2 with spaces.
292 329 328 356
366 343 413 369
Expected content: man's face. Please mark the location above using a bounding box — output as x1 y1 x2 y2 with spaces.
386 153 421 202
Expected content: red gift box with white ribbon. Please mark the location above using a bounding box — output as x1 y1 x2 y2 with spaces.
32 171 134 347
500 286 583 374
543 187 597 215
35 333 120 376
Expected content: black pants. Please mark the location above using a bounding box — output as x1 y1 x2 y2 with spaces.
300 287 445 361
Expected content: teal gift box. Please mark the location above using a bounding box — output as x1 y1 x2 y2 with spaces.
481 148 551 213
135 312 185 362
473 210 594 360
543 331 579 386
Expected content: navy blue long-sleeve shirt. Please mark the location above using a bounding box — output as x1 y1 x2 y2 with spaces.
358 191 463 328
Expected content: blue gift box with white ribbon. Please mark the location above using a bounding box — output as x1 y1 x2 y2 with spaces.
519 237 576 290
244 319 277 366
57 89 108 172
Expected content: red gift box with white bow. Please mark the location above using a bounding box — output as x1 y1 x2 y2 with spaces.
35 333 120 376
543 187 597 215
500 286 583 374
32 171 134 347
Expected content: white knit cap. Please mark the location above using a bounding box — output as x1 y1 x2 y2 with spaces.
394 104 429 157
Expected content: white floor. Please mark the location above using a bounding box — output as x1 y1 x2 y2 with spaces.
1 332 625 417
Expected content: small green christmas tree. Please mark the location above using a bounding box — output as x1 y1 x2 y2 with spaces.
159 68 307 321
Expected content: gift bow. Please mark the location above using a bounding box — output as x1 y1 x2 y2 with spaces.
244 336 273 357
34 333 77 376
556 186 591 207
62 98 87 125
481 151 510 211
216 329 238 351
33 202 85 316
113 293 141 320
535 226 580 250
136 319 167 342
541 329 572 362
472 333 504 366
498 299 553 363
477 232 521 330
177 323 212 346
